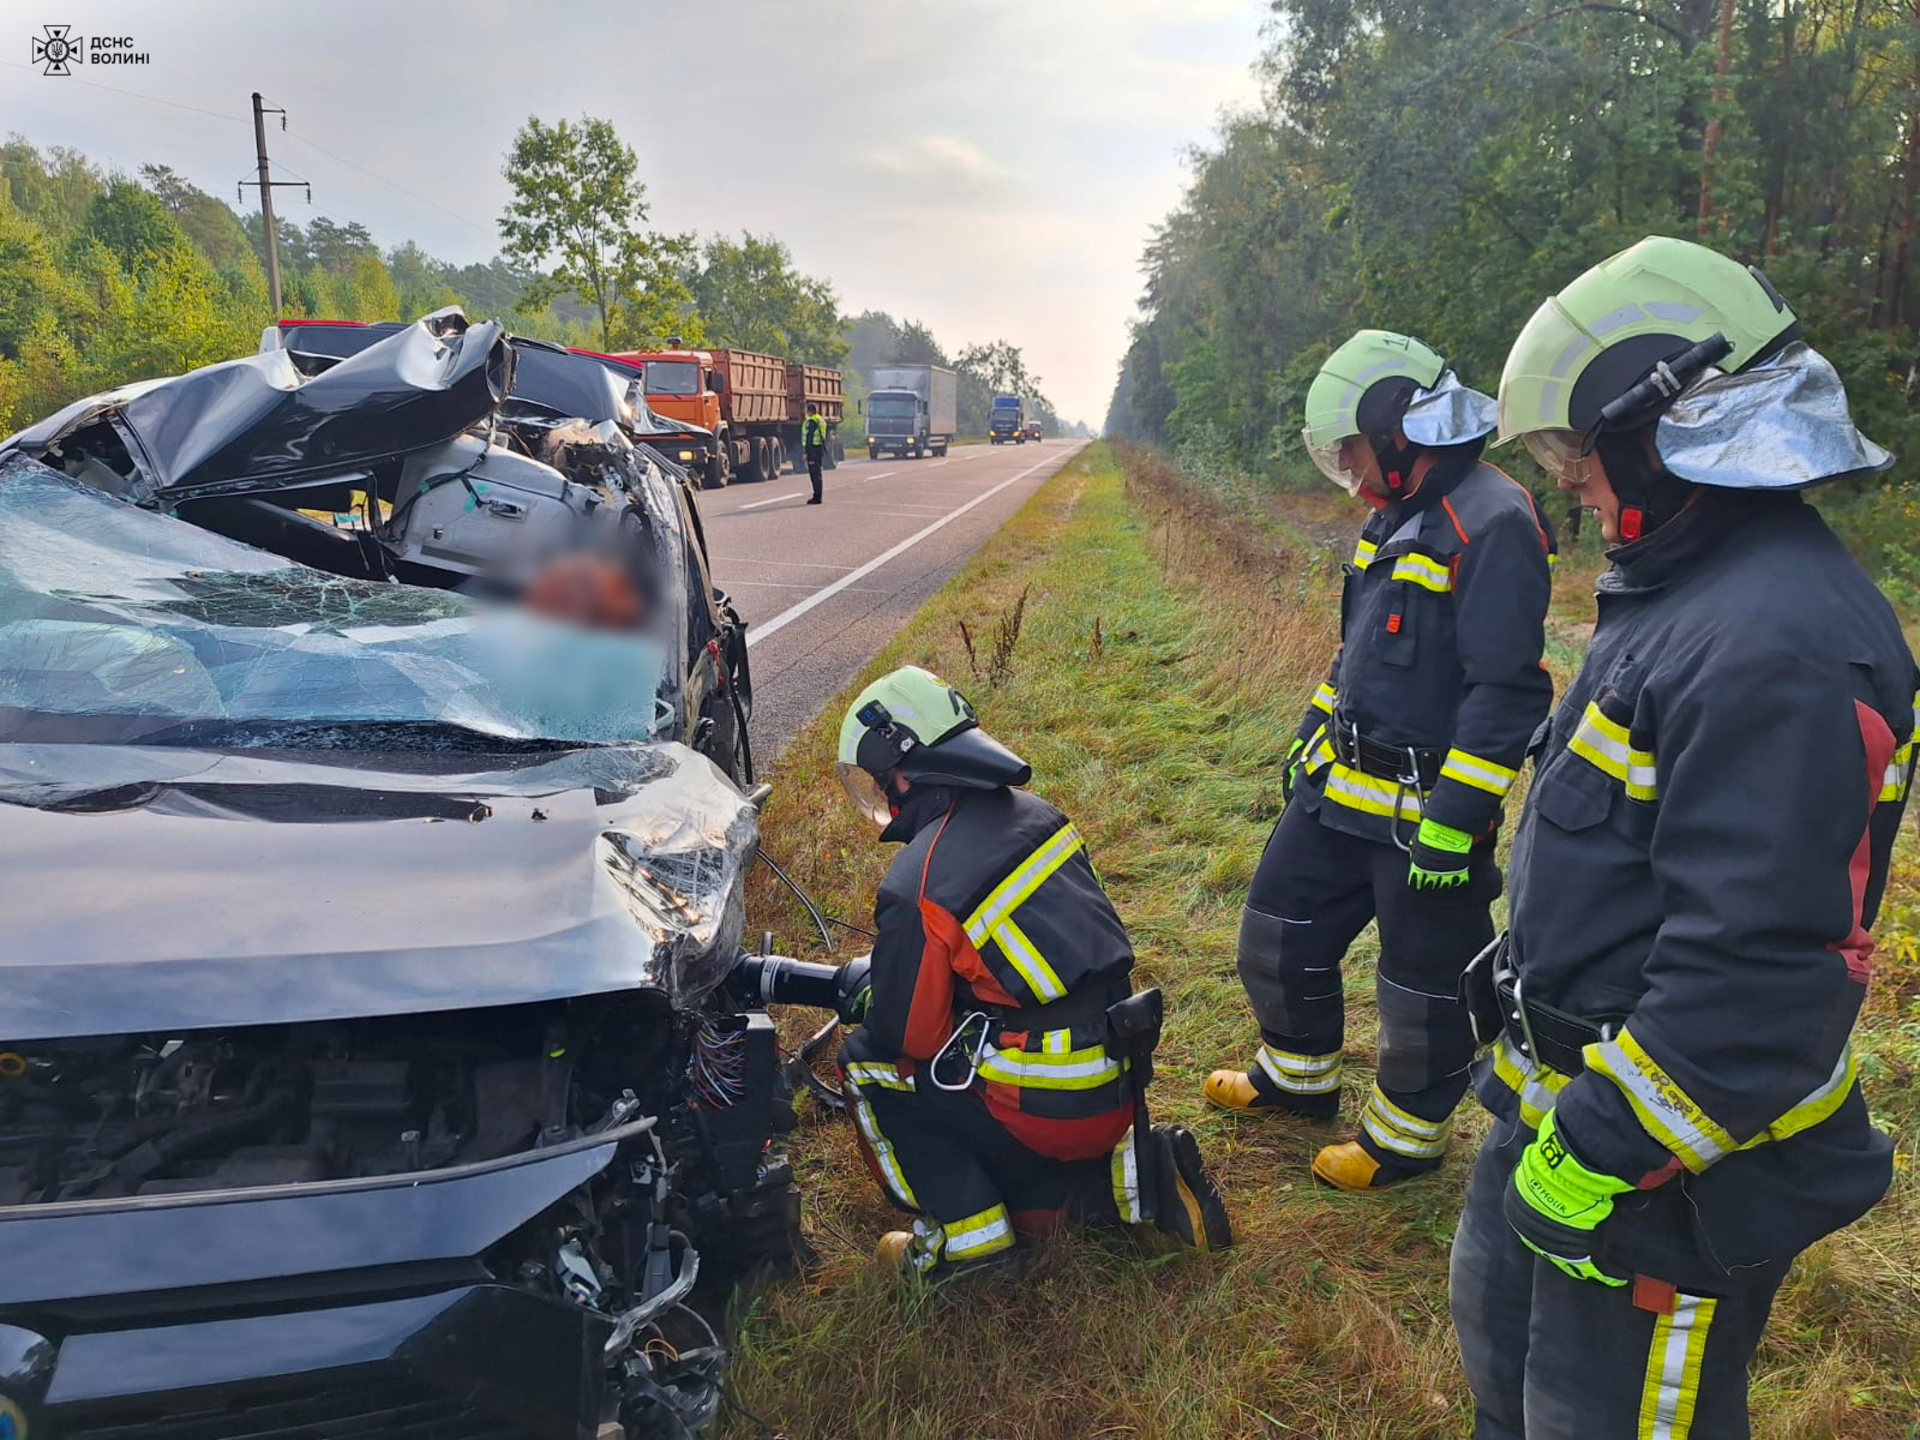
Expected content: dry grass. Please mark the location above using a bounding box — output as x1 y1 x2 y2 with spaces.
721 443 1920 1439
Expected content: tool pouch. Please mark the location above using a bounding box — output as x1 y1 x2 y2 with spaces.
1105 988 1163 1091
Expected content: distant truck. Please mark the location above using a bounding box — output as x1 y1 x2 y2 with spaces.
618 339 844 489
866 365 957 460
989 394 1026 444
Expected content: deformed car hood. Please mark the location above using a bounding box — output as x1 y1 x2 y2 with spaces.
0 740 757 1039
3 316 509 499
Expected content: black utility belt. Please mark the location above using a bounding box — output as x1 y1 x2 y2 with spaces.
1329 716 1442 789
977 979 1127 1035
1460 934 1624 1077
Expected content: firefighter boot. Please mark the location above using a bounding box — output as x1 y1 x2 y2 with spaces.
1310 1139 1442 1192
1204 1065 1341 1120
1149 1124 1234 1250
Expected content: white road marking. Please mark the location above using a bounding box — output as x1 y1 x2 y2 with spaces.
745 445 1081 649
710 556 856 570
726 580 886 593
736 489 807 511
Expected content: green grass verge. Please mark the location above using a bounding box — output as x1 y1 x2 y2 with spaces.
723 442 1920 1439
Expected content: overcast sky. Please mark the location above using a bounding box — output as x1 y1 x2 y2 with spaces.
2 0 1266 424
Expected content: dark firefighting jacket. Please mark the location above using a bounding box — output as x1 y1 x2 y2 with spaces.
1486 489 1918 1280
857 783 1135 1158
1293 445 1556 847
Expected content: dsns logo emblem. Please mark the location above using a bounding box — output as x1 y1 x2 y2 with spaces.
30 23 80 75
0 1394 28 1439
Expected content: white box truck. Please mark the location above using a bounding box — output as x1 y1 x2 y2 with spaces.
866 365 957 460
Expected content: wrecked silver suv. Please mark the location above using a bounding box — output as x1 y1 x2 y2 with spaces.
0 314 797 1438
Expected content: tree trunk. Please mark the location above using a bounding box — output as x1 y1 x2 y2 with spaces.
1893 13 1920 330
1763 3 1797 256
1695 0 1737 233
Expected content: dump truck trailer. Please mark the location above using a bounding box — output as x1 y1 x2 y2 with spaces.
866 364 957 460
619 341 844 488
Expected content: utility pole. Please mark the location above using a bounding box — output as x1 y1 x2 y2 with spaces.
251 93 282 313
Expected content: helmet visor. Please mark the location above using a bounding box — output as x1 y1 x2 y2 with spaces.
1522 428 1603 487
1302 428 1364 496
836 762 893 827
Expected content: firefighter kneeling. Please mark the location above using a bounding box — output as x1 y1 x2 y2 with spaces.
823 665 1231 1277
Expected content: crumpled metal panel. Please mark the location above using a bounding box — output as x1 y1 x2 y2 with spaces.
1398 368 1498 448
0 739 758 1035
0 455 667 745
1656 341 1893 490
4 318 509 499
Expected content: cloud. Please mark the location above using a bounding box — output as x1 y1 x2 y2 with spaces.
855 134 1009 200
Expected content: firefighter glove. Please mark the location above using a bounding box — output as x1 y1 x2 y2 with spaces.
1408 816 1473 890
1505 1108 1632 1287
1282 738 1306 803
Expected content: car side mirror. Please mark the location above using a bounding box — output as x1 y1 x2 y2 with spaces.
708 369 725 393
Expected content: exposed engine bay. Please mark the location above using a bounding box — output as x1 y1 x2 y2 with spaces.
0 993 799 1434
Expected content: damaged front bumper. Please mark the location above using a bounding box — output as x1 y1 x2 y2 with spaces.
0 1119 704 1439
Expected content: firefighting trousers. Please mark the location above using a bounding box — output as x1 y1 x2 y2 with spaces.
838 1027 1135 1270
1450 1114 1787 1439
1235 798 1499 1162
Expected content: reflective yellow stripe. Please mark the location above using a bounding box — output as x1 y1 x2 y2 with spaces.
1491 1037 1571 1128
1111 1128 1143 1224
1495 1036 1856 1157
1389 552 1452 593
1638 1294 1717 1439
991 916 1066 1003
977 1040 1122 1091
941 1202 1015 1260
1439 747 1519 798
1745 1046 1857 1147
964 823 1083 1003
1567 701 1659 801
1311 681 1338 715
843 1062 914 1092
1256 1044 1343 1095
844 1077 917 1208
1352 538 1377 570
1359 1084 1451 1159
1586 1028 1736 1173
1885 737 1915 802
1321 760 1424 821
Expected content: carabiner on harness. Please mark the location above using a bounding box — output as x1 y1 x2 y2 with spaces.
1389 744 1429 854
929 1011 995 1092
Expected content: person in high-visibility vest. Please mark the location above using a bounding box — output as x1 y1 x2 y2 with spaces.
802 403 828 504
1206 330 1558 1193
834 665 1232 1275
1455 235 1917 1438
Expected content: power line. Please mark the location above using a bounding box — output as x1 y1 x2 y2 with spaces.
0 60 246 126
282 127 494 237
4 61 495 245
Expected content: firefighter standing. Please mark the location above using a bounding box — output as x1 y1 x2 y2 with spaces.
1454 236 1917 1437
834 666 1231 1275
1206 331 1557 1191
803 402 828 504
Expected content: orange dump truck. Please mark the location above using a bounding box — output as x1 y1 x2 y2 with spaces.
615 339 844 489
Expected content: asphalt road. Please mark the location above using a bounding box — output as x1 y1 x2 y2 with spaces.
699 439 1089 760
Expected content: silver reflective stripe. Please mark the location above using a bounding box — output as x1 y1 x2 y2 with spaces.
1256 1044 1343 1094
943 1207 1013 1259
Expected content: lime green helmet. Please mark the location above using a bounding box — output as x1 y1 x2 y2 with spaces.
1497 235 1799 483
836 665 1031 825
1301 330 1493 494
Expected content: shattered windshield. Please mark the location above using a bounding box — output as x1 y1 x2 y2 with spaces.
0 455 671 748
